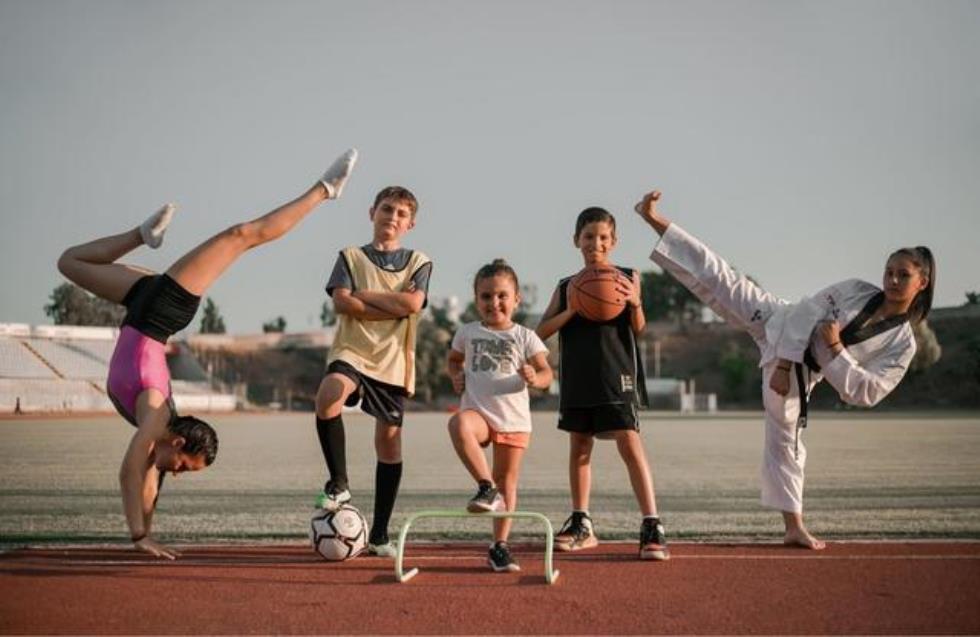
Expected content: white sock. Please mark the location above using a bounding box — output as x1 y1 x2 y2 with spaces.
140 204 175 249
320 148 358 199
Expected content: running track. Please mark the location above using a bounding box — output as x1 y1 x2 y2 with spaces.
2 542 979 634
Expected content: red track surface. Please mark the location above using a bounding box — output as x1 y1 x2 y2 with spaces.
2 542 979 634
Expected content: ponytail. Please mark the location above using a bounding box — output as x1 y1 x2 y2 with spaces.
889 246 935 324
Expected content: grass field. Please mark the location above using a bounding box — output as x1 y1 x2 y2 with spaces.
1 411 978 546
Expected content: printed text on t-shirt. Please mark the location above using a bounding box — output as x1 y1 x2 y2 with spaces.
471 338 515 374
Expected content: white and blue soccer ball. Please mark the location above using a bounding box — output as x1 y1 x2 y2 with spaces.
310 503 368 561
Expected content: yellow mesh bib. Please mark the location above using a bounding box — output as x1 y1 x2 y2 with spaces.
327 247 430 394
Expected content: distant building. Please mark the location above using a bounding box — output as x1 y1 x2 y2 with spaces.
187 328 334 353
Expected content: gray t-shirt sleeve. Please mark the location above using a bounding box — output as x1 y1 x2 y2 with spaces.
411 261 433 295
325 253 352 296
412 261 433 310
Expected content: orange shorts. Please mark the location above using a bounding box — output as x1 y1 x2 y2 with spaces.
481 430 531 449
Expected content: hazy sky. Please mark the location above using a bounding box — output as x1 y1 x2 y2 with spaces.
1 1 977 333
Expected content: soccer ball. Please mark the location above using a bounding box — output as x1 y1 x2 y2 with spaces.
310 504 368 561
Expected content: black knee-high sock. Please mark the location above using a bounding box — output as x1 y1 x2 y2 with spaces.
370 461 402 543
315 415 347 490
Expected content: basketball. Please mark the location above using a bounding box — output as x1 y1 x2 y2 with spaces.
310 503 369 561
568 266 630 322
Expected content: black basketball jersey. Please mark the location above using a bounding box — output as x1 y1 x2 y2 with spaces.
557 266 649 409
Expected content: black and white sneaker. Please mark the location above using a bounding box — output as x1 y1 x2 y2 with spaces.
367 537 397 558
488 541 521 572
639 517 670 561
555 511 598 551
467 481 504 513
367 527 398 558
314 480 351 511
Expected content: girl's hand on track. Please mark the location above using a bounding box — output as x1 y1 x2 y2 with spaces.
134 537 180 560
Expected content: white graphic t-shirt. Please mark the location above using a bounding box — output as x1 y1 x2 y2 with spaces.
450 321 549 432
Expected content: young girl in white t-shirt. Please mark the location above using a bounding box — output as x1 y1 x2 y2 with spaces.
447 259 554 573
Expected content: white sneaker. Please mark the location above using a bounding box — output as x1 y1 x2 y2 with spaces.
314 482 352 511
140 204 175 249
367 541 397 558
320 148 358 199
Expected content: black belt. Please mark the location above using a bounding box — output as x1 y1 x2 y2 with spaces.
794 362 809 460
793 291 909 459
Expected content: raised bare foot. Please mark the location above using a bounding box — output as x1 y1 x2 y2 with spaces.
633 190 670 235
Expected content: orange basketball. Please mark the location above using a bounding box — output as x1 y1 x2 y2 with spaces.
568 265 630 322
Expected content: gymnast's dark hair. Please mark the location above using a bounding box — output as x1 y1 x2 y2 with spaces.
575 207 617 239
473 259 520 293
888 246 935 324
168 415 218 466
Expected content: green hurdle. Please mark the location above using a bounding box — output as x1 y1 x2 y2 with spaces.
394 509 560 584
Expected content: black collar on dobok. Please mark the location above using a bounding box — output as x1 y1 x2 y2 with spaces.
803 292 909 372
793 292 910 458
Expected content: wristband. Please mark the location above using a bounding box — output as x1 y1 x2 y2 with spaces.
131 533 147 543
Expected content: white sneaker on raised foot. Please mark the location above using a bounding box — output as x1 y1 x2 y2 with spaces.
320 148 358 199
140 204 175 249
367 541 397 558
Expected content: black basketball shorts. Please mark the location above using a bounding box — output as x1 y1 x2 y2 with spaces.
558 402 639 438
327 360 407 426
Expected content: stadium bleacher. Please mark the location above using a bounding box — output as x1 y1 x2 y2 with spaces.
24 338 111 380
0 338 58 379
0 324 235 415
0 378 111 413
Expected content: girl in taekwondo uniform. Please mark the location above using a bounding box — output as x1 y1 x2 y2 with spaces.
633 190 936 550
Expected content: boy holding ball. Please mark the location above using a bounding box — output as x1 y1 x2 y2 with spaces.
536 206 669 561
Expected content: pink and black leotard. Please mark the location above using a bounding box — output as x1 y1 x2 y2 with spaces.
106 274 200 426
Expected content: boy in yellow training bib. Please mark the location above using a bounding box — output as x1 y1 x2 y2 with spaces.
313 186 432 558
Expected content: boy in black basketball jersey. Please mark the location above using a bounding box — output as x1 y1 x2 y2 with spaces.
537 207 669 561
